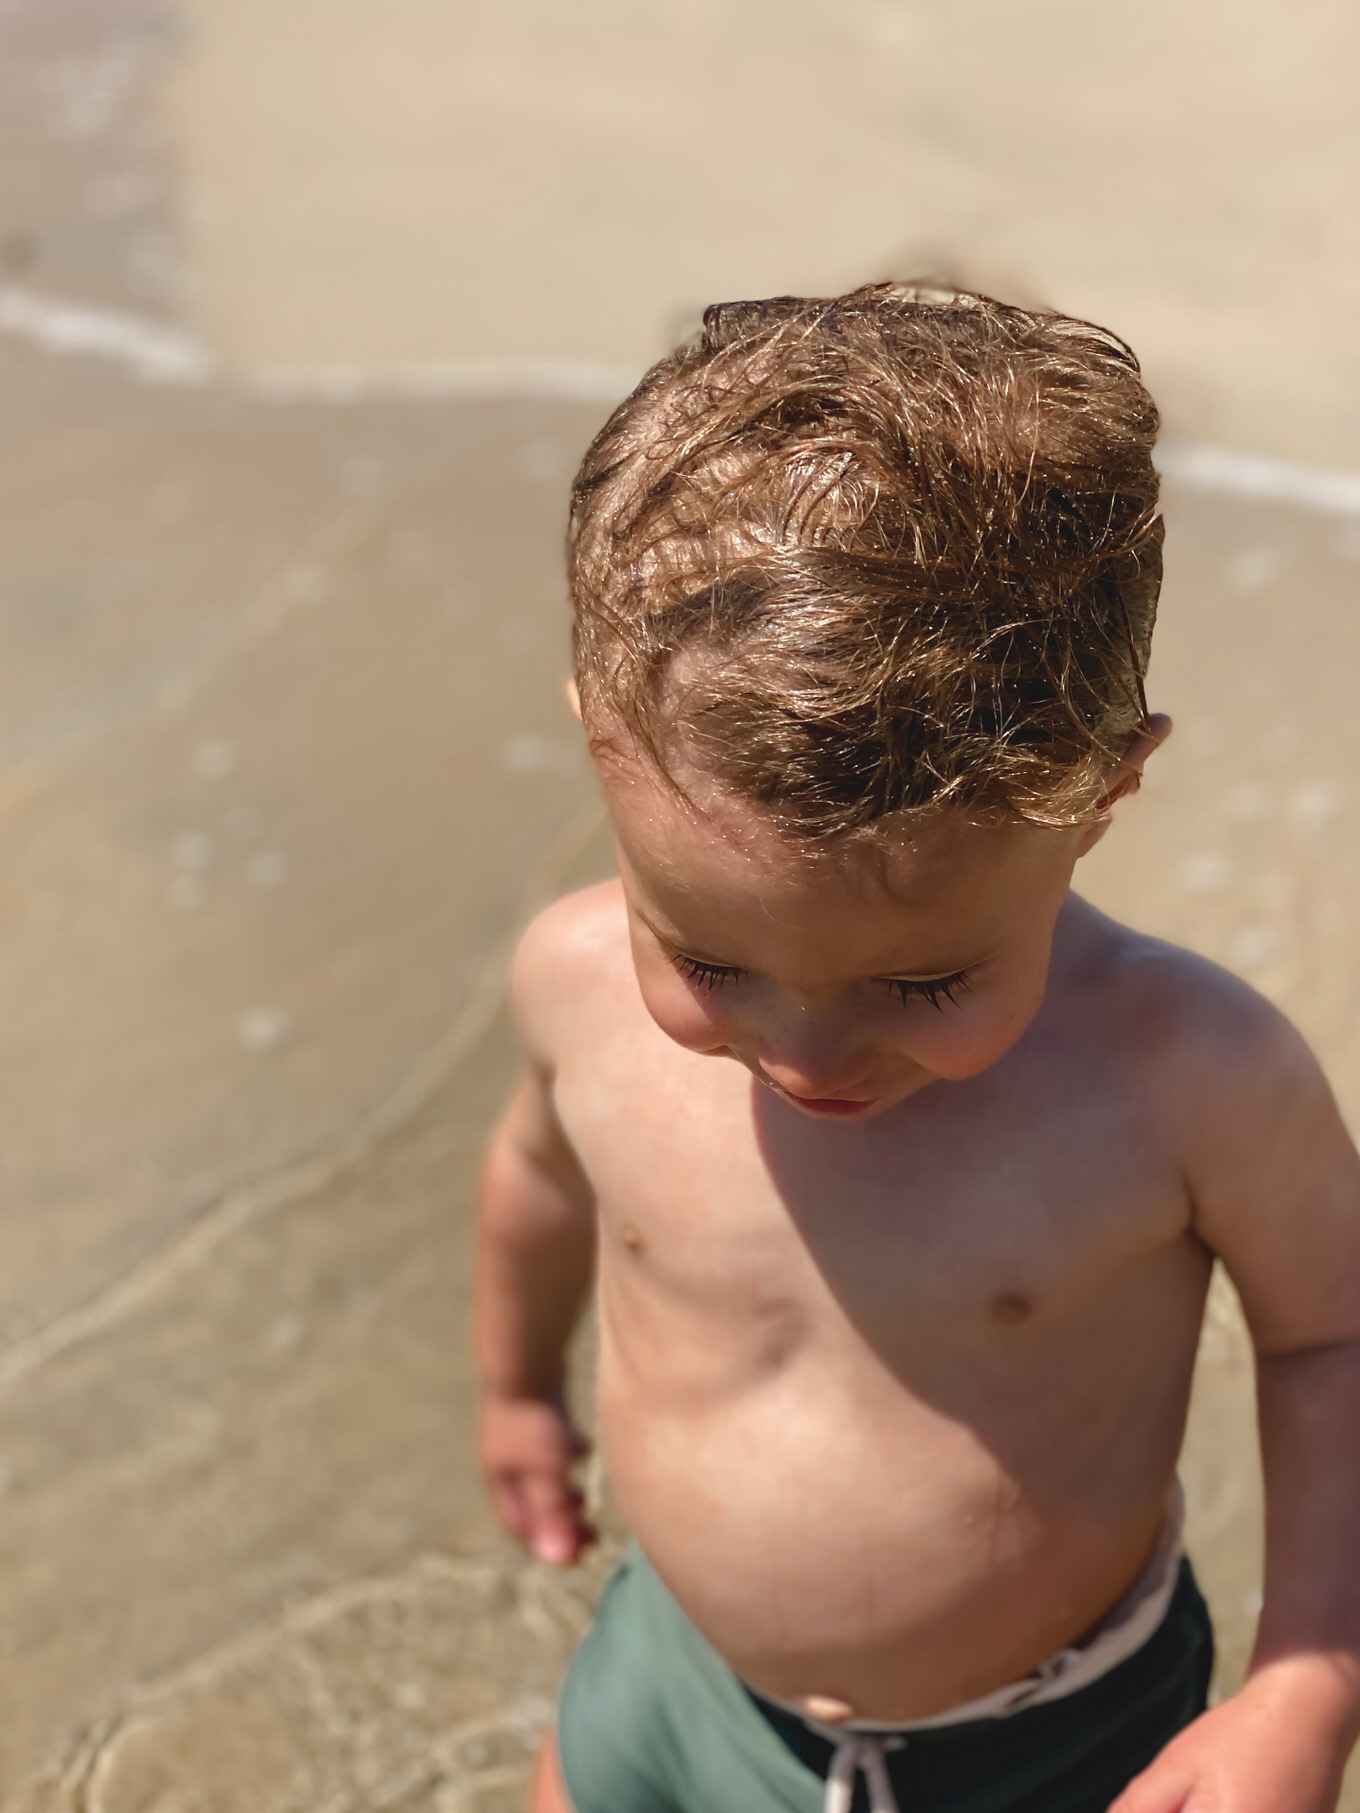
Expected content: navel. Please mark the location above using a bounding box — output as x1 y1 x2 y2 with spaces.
619 1221 646 1255
990 1289 1034 1324
800 1693 856 1723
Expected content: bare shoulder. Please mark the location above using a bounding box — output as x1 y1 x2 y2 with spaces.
1072 901 1337 1157
1109 921 1312 1058
1074 908 1360 1344
510 880 633 1066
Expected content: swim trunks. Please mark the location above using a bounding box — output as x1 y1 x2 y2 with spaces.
556 1541 1213 1813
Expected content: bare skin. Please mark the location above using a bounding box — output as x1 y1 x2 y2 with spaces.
480 729 1360 1813
531 1734 571 1813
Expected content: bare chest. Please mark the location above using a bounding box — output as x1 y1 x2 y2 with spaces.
555 1019 1190 1359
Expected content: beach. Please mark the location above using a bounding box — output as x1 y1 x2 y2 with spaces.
0 3 1358 1805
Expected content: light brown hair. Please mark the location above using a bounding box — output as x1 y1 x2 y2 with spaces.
569 282 1162 836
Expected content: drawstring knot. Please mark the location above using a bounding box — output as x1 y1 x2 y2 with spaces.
825 1732 905 1813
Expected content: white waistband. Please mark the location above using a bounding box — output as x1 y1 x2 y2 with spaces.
764 1484 1186 1813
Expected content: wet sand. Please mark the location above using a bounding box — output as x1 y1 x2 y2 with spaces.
169 0 1360 466
0 2 1357 1807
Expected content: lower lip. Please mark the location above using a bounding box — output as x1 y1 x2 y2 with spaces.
781 1093 877 1117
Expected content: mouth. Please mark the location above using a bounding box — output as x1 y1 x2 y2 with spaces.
776 1089 879 1118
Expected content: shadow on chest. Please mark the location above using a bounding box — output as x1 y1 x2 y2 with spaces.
749 1076 1158 1340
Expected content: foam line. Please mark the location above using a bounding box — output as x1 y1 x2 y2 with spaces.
0 285 216 384
5 286 1360 511
0 285 636 401
1156 441 1360 517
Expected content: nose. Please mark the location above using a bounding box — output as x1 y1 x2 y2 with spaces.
753 1033 873 1102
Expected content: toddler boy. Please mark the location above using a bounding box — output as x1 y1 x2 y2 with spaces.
476 285 1360 1813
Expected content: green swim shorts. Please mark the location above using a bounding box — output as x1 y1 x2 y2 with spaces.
557 1545 1213 1813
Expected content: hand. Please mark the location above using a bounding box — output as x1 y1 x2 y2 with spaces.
1110 1670 1352 1813
479 1390 597 1566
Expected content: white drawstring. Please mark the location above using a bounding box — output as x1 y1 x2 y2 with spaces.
824 1733 905 1813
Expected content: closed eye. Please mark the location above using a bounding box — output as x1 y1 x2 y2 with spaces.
673 954 743 990
882 971 971 1011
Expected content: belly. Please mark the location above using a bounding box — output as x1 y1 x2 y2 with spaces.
597 1344 1178 1719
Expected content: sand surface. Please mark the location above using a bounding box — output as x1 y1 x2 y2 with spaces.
167 0 1360 467
0 2 1357 1807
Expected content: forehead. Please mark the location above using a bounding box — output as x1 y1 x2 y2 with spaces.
600 753 1070 972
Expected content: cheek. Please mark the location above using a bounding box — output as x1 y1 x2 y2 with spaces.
634 963 733 1055
916 1016 1022 1081
903 966 1050 1081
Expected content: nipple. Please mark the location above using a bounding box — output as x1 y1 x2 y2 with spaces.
800 1693 857 1724
991 1289 1033 1324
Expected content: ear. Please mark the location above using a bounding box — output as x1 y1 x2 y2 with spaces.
1076 713 1173 855
565 678 583 722
1102 712 1173 805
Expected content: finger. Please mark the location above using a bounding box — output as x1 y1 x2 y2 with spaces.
523 1468 595 1565
1107 1766 1195 1813
543 1516 599 1565
529 1499 592 1564
495 1471 595 1560
488 1471 534 1547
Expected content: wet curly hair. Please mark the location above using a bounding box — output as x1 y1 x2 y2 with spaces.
568 281 1162 836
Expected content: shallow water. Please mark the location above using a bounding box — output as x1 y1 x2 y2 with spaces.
0 1 1358 1806
165 0 1360 465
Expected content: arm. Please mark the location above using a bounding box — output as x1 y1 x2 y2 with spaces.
1117 984 1360 1812
476 932 599 1565
1251 1338 1360 1718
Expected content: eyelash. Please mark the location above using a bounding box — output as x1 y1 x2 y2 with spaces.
882 972 972 1012
673 955 740 990
671 955 972 1010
